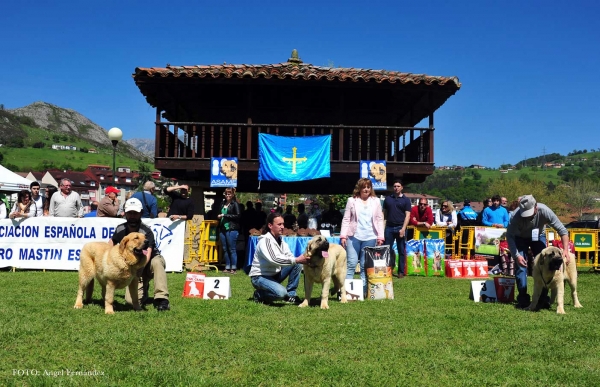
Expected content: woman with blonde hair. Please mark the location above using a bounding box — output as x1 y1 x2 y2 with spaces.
218 187 241 274
340 178 384 295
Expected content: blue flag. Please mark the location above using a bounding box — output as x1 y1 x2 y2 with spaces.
258 134 331 181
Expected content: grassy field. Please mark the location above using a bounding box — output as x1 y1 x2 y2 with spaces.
1 269 598 386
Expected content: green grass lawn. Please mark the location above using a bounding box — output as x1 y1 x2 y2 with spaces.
1 270 599 386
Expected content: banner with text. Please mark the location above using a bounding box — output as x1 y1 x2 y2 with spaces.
0 218 185 271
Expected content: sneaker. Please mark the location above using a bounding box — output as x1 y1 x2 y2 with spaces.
153 298 170 311
285 295 302 305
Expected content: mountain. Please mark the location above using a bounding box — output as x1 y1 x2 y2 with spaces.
126 138 155 158
6 101 151 161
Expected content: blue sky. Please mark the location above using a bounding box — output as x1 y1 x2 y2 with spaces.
1 1 598 168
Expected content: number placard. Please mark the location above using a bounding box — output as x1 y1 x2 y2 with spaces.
470 279 497 303
344 279 364 302
203 277 231 300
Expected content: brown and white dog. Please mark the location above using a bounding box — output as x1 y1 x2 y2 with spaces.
527 246 582 314
299 235 347 309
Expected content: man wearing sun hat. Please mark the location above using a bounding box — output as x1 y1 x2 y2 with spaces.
97 186 120 217
506 194 570 309
111 198 170 311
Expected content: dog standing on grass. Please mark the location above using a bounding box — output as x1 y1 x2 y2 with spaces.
299 235 347 309
526 246 582 314
74 232 149 314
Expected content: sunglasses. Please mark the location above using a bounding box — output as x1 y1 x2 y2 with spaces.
419 203 427 206
442 204 448 207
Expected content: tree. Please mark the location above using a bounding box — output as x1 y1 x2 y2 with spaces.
565 179 600 219
136 162 155 190
487 178 567 216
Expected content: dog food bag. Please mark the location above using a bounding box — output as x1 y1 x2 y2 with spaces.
424 239 445 277
364 245 394 300
474 260 489 278
446 259 464 278
406 239 425 276
462 260 477 278
182 272 205 298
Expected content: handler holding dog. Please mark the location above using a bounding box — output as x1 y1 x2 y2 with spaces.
506 195 570 309
114 198 171 311
249 212 309 304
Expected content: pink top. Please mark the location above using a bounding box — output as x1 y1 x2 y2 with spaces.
340 196 384 241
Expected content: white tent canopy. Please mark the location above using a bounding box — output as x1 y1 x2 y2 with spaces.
0 164 33 192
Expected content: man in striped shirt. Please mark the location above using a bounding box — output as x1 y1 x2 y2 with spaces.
249 212 309 304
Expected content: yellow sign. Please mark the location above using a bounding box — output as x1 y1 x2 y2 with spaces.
570 232 597 252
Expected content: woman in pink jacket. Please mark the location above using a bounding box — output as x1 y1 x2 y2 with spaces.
340 178 384 295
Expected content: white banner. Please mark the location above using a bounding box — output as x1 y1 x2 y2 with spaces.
0 218 185 272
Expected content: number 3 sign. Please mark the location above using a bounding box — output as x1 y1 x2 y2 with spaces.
203 277 231 300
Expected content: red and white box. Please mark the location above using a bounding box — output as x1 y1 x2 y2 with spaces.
446 260 464 278
462 260 477 278
494 277 515 303
474 260 489 278
182 272 205 298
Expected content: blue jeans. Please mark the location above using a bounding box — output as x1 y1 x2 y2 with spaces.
220 230 239 270
250 264 302 302
513 235 547 295
384 226 406 273
345 237 377 294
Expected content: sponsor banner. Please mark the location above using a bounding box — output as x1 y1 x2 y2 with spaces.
360 160 387 191
571 232 596 252
0 218 185 271
210 157 238 187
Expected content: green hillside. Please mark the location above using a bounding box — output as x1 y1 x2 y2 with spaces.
1 125 153 172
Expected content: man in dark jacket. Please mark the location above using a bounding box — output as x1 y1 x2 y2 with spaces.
164 184 195 221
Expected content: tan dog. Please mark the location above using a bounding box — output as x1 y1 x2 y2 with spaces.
433 250 442 271
221 160 238 180
74 232 149 314
527 246 582 314
369 162 386 182
299 235 347 309
413 251 422 269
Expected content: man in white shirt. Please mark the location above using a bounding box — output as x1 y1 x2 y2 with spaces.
49 178 83 218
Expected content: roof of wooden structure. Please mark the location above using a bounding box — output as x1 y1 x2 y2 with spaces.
133 51 461 126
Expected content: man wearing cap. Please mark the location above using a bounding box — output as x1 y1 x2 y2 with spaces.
506 194 570 309
97 186 120 217
112 198 170 311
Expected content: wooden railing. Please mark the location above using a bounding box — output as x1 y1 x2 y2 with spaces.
155 122 433 163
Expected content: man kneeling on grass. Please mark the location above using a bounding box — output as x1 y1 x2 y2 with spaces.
249 212 309 305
